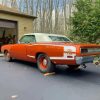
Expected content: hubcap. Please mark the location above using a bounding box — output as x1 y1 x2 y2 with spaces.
39 56 48 70
43 59 47 66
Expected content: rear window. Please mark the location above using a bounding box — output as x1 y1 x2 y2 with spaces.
48 36 71 42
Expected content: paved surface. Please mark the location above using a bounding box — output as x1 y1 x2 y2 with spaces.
0 57 100 100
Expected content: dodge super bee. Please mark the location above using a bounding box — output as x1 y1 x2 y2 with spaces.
1 33 100 73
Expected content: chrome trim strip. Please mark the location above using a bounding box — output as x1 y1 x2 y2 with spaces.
27 55 35 59
50 53 76 60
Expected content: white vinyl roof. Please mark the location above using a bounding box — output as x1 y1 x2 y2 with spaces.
24 33 66 37
23 33 72 42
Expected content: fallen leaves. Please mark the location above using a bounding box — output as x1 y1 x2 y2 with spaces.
11 95 18 99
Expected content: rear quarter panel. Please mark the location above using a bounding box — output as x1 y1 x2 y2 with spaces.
27 44 64 58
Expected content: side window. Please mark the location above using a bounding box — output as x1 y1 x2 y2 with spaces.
19 35 36 43
29 35 36 43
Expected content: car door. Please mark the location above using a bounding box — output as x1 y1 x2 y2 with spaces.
10 35 35 61
25 35 37 62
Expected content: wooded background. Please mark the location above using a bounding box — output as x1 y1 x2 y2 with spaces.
0 0 100 43
1 0 74 35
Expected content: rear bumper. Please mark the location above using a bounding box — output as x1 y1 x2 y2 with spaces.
76 56 94 65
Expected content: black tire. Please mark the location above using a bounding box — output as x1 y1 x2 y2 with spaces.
4 51 12 62
37 54 55 73
67 65 80 71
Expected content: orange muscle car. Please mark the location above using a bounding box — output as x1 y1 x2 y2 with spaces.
1 33 100 73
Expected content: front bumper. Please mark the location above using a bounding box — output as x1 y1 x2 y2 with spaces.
76 56 94 65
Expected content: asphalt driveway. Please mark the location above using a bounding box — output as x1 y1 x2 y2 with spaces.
0 57 100 100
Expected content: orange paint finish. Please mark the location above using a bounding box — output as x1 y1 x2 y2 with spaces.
76 45 100 56
1 44 12 54
27 44 64 58
1 42 100 65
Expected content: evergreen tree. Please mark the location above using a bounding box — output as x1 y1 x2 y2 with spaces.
70 0 100 43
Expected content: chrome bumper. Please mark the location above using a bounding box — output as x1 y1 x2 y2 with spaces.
76 56 94 65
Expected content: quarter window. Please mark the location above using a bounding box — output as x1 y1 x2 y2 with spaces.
48 36 71 42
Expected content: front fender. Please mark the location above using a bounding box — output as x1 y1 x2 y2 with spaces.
1 44 13 53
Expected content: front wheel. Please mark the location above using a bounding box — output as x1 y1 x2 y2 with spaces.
37 54 55 73
4 51 12 62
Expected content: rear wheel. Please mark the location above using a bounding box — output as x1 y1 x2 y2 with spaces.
4 51 12 62
37 54 55 73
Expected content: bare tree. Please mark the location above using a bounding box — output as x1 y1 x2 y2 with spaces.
54 0 59 34
1 0 74 35
63 0 68 33
10 0 18 9
42 0 47 32
48 0 53 33
29 0 34 15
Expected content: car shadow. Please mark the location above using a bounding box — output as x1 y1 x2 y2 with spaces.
55 65 100 85
12 59 37 68
7 59 100 85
